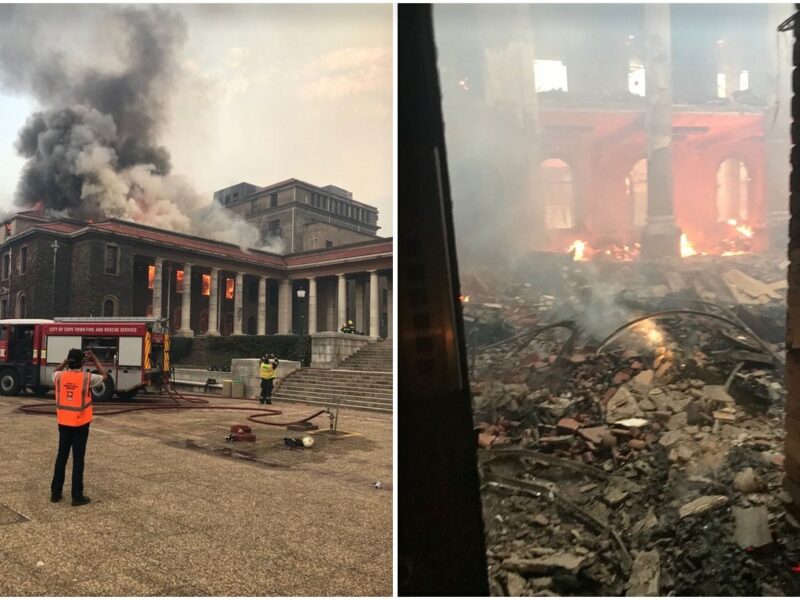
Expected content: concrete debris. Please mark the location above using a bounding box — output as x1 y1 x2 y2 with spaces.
679 495 729 519
465 255 793 595
627 550 660 596
732 505 772 549
501 553 588 575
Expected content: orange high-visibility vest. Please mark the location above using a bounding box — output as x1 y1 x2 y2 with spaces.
55 371 93 427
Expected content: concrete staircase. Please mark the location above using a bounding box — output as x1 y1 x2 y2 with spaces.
273 339 393 413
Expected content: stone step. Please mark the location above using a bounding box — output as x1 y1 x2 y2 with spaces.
274 388 393 403
275 385 392 400
291 375 392 385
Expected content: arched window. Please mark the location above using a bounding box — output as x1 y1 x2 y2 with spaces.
16 293 26 318
199 309 209 334
173 307 182 331
627 159 648 227
247 316 256 335
102 297 117 317
716 158 750 222
541 159 575 229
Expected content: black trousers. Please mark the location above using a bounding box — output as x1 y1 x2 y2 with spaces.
51 423 90 499
260 378 274 400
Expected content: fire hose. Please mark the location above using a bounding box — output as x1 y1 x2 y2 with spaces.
18 380 330 428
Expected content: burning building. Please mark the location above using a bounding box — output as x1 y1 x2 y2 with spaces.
0 210 392 338
434 4 792 263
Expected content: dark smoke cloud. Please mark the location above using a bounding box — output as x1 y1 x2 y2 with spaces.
0 5 275 251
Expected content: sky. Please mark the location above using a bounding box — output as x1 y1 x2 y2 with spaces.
0 3 394 235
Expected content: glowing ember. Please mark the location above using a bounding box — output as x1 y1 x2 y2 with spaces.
736 224 753 238
633 319 664 346
726 219 738 226
460 294 471 303
568 240 588 261
680 233 697 258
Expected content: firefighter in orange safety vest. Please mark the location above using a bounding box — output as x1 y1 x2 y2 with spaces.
50 348 108 506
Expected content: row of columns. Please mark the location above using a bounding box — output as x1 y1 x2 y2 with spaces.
149 259 389 338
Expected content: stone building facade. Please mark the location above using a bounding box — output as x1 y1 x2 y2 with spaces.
214 178 380 253
0 212 393 339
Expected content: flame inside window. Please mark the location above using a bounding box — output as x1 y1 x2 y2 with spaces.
201 274 211 296
176 270 184 294
148 265 155 290
226 278 235 299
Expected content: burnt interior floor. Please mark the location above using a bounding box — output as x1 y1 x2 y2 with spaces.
463 252 800 596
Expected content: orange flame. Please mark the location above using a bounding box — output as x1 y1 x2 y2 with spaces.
568 240 588 261
680 233 697 258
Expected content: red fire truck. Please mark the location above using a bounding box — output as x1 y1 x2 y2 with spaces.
0 317 171 401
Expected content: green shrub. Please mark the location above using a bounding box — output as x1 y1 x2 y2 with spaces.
169 337 194 364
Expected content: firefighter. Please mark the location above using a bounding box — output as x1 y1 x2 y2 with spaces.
50 349 108 506
341 319 357 334
259 353 279 404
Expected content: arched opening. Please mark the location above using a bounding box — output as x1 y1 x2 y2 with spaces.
627 159 648 227
247 316 256 335
102 297 117 317
173 307 182 331
716 158 751 222
541 158 575 229
199 309 209 334
16 293 26 318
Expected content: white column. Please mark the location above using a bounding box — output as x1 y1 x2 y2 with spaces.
151 257 163 318
369 270 379 338
325 280 335 332
355 277 365 333
337 273 347 330
233 272 244 335
308 277 317 334
178 263 193 336
207 268 220 336
257 276 267 335
387 273 393 339
278 279 292 334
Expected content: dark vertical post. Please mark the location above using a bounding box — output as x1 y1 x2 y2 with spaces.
399 4 489 596
785 4 800 512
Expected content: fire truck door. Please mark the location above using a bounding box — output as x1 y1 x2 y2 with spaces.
117 337 144 391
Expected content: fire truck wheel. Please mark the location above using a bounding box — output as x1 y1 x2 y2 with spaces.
91 375 115 402
0 370 21 396
116 389 139 401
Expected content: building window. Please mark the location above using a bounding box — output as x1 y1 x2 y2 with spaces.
105 245 119 275
716 72 727 98
247 280 258 303
628 62 645 97
739 70 749 91
148 265 156 290
267 219 281 236
16 293 25 318
102 297 117 317
2 253 9 280
627 159 648 227
542 158 576 229
18 246 27 274
233 192 239 200
326 240 334 248
176 269 185 294
270 193 278 208
0 299 6 318
201 274 211 296
199 309 209 333
716 158 750 222
247 316 256 335
225 278 235 300
534 59 568 92
223 313 234 335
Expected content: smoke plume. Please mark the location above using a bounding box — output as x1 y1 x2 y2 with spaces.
0 5 271 252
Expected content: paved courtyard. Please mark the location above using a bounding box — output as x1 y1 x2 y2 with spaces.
0 394 393 596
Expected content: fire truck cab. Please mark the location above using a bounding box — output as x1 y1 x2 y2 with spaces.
0 317 171 401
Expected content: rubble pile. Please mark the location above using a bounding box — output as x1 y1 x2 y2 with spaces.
464 254 800 596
